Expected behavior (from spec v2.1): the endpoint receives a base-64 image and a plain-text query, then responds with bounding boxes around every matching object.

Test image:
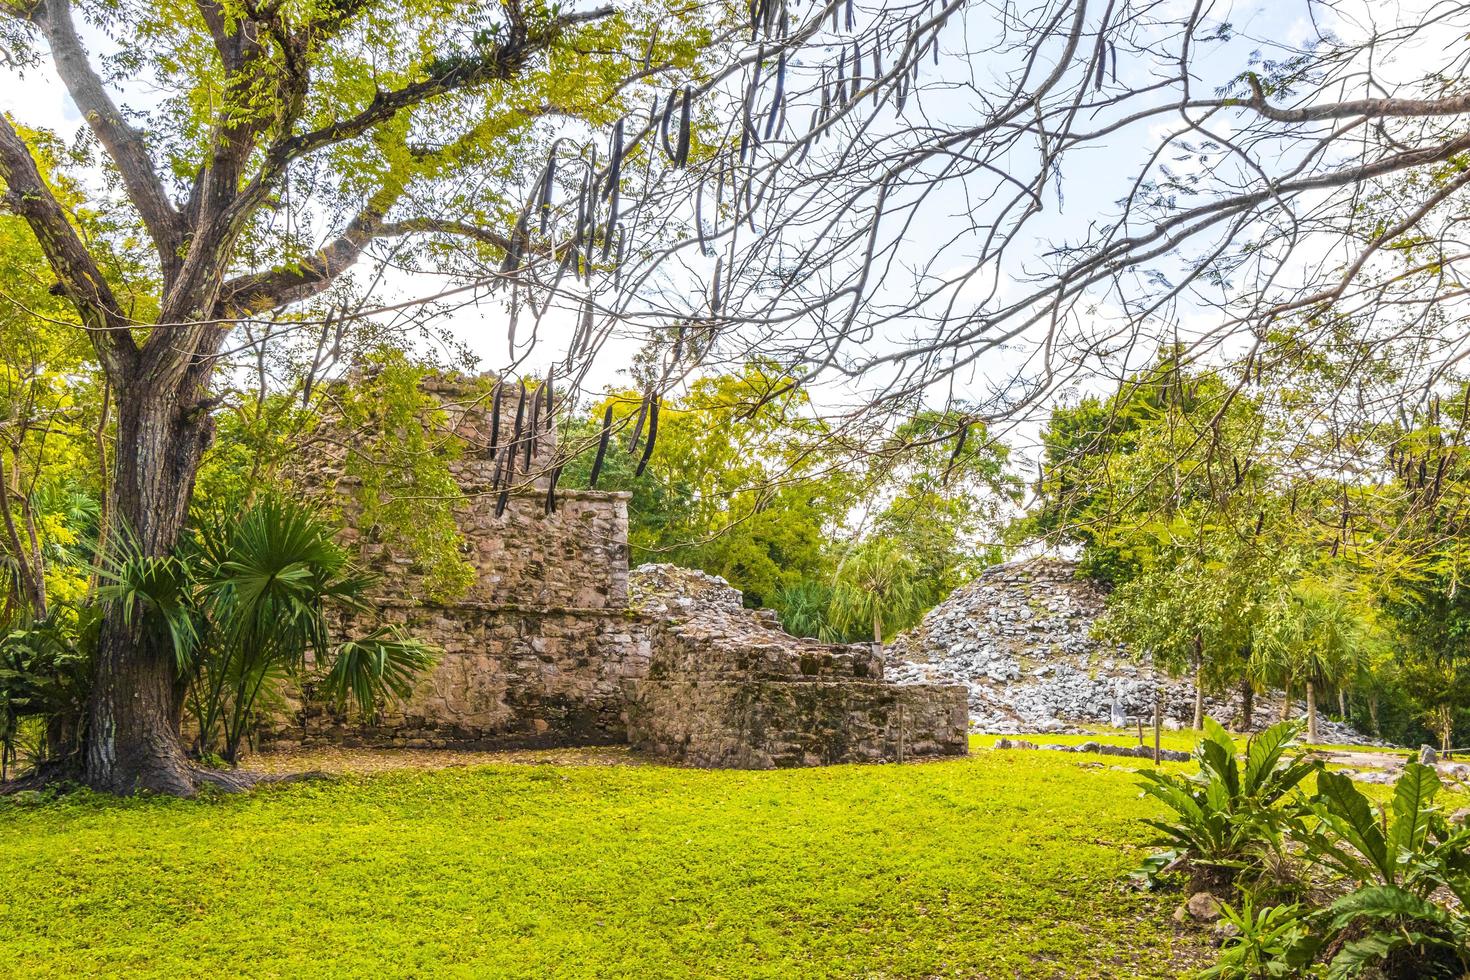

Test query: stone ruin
[264,373,968,767]
[887,557,1374,743]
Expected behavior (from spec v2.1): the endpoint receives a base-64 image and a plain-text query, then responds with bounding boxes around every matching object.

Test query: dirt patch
[241,744,646,777]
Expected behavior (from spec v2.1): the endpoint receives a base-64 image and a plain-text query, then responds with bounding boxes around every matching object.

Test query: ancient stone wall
[623,566,969,767]
[267,372,969,765]
[263,486,647,749]
[269,604,652,749]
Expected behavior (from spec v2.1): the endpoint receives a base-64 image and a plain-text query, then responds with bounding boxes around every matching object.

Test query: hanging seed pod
[635,397,661,477]
[589,404,614,488]
[764,52,786,139]
[501,211,527,274]
[851,40,861,101]
[1419,457,1428,487]
[538,147,558,235]
[845,0,853,30]
[674,86,692,167]
[943,422,969,485]
[506,290,519,358]
[525,385,540,472]
[1095,49,1106,90]
[542,365,555,437]
[575,294,595,357]
[1109,41,1118,82]
[1255,510,1265,536]
[660,88,679,160]
[613,225,625,289]
[1432,457,1447,500]
[488,381,503,460]
[627,392,650,453]
[711,255,723,314]
[507,381,527,481]
[1232,457,1241,486]
[495,486,511,519]
[545,464,562,515]
[695,178,709,255]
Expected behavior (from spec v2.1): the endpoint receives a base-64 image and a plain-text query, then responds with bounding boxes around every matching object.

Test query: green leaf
[1387,762,1441,860]
[1243,719,1305,797]
[1315,769,1392,882]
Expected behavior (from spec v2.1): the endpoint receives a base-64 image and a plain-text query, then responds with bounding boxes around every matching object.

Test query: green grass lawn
[0,750,1207,979]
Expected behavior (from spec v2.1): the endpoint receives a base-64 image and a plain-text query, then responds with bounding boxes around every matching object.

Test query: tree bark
[1368,691,1381,737]
[1239,677,1254,731]
[1306,681,1319,744]
[872,612,883,647]
[83,378,214,795]
[1279,681,1292,722]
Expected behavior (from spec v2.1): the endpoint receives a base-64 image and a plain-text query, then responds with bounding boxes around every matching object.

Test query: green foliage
[0,747,1211,977]
[98,496,435,764]
[829,536,926,644]
[1198,901,1321,979]
[1157,729,1470,979]
[0,616,90,778]
[1136,719,1315,884]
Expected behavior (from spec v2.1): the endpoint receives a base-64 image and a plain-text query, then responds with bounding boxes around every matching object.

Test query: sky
[0,0,1458,469]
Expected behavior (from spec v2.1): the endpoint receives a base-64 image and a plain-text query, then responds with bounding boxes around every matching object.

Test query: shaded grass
[0,751,1206,979]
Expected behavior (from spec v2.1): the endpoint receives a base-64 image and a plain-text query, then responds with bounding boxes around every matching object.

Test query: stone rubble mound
[887,558,1375,744]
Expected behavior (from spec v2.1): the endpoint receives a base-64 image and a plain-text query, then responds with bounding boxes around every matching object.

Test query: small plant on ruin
[99,496,436,764]
[1137,719,1316,892]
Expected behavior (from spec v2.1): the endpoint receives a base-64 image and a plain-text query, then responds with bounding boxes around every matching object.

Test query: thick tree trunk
[1337,687,1348,720]
[1239,677,1254,731]
[83,379,213,795]
[1279,681,1292,723]
[872,613,883,647]
[1306,681,1319,744]
[1368,692,1381,737]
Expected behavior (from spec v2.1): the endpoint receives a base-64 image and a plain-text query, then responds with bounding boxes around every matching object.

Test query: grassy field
[0,748,1208,979]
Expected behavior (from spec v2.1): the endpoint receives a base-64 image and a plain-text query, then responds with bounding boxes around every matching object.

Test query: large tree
[0,0,737,794]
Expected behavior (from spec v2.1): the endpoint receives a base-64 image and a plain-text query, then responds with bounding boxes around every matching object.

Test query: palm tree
[1257,576,1375,743]
[100,495,435,764]
[829,537,924,646]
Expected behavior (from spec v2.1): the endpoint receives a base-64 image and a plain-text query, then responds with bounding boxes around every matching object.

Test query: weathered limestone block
[264,606,655,749]
[623,564,969,768]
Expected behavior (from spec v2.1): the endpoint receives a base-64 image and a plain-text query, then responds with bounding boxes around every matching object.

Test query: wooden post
[1153,696,1163,766]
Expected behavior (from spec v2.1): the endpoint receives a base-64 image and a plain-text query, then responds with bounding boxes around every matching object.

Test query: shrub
[0,616,90,778]
[1137,718,1316,891]
[1160,727,1470,979]
[100,495,436,764]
